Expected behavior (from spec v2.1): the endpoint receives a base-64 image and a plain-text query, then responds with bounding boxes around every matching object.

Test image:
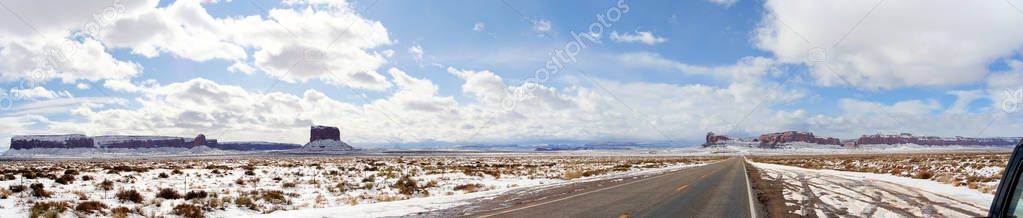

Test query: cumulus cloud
[0,0,150,84]
[610,31,667,45]
[98,0,246,62]
[756,0,1023,90]
[5,59,809,145]
[15,0,396,91]
[236,5,393,90]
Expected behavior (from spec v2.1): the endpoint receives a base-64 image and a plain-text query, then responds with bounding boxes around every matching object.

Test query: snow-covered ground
[751,161,993,217]
[0,156,718,218]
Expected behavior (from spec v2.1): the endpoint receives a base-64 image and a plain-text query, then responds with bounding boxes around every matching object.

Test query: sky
[1,0,1023,150]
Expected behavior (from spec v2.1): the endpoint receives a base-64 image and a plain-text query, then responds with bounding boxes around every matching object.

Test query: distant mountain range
[9,134,300,151]
[704,131,1021,148]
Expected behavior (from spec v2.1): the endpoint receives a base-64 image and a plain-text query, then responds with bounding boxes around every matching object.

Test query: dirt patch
[746,162,801,218]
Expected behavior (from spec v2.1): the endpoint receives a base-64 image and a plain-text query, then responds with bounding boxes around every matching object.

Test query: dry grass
[453,183,485,193]
[116,189,144,203]
[74,201,108,215]
[29,201,69,218]
[172,204,205,218]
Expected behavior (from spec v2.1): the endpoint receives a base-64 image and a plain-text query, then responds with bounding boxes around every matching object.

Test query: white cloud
[0,38,141,84]
[839,98,942,116]
[6,97,126,116]
[9,87,62,100]
[99,0,247,62]
[617,52,778,81]
[76,83,90,90]
[4,60,806,145]
[235,6,393,90]
[945,90,984,114]
[473,22,485,32]
[988,60,1023,113]
[103,80,144,93]
[94,0,393,90]
[408,45,424,60]
[533,19,552,33]
[707,0,738,7]
[0,0,151,84]
[755,0,1023,90]
[610,31,667,45]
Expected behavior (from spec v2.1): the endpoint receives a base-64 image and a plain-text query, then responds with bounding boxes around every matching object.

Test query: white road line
[742,156,758,218]
[480,161,722,217]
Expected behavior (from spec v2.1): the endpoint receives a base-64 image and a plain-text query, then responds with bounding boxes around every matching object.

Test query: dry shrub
[562,170,585,180]
[913,171,935,180]
[73,191,89,200]
[29,201,69,218]
[117,189,144,203]
[111,207,132,218]
[185,190,209,200]
[258,190,288,205]
[98,180,114,191]
[453,183,484,193]
[55,174,76,185]
[393,175,420,195]
[234,196,258,210]
[283,182,297,188]
[74,201,108,214]
[172,204,205,218]
[30,183,50,198]
[157,188,182,199]
[9,184,26,193]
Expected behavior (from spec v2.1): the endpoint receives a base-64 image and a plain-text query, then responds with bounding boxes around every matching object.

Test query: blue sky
[1,0,1022,149]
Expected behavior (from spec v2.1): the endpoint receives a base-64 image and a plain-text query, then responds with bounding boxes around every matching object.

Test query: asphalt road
[482,157,760,218]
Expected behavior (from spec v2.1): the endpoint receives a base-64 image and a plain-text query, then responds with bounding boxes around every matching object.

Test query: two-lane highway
[482,157,760,218]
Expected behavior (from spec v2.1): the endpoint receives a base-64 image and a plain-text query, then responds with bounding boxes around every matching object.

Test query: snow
[752,161,993,217]
[250,161,705,218]
[300,139,353,151]
[0,156,712,218]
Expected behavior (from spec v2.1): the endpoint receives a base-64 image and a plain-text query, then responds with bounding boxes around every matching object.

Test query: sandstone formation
[10,134,297,151]
[757,131,840,148]
[310,125,341,141]
[10,135,94,149]
[301,125,354,151]
[854,133,1020,146]
[702,132,731,147]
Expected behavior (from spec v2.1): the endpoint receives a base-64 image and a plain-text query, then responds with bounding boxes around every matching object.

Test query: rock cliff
[301,125,354,151]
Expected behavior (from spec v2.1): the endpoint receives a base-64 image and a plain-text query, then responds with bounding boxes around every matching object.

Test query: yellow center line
[618,213,629,218]
[675,184,689,192]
